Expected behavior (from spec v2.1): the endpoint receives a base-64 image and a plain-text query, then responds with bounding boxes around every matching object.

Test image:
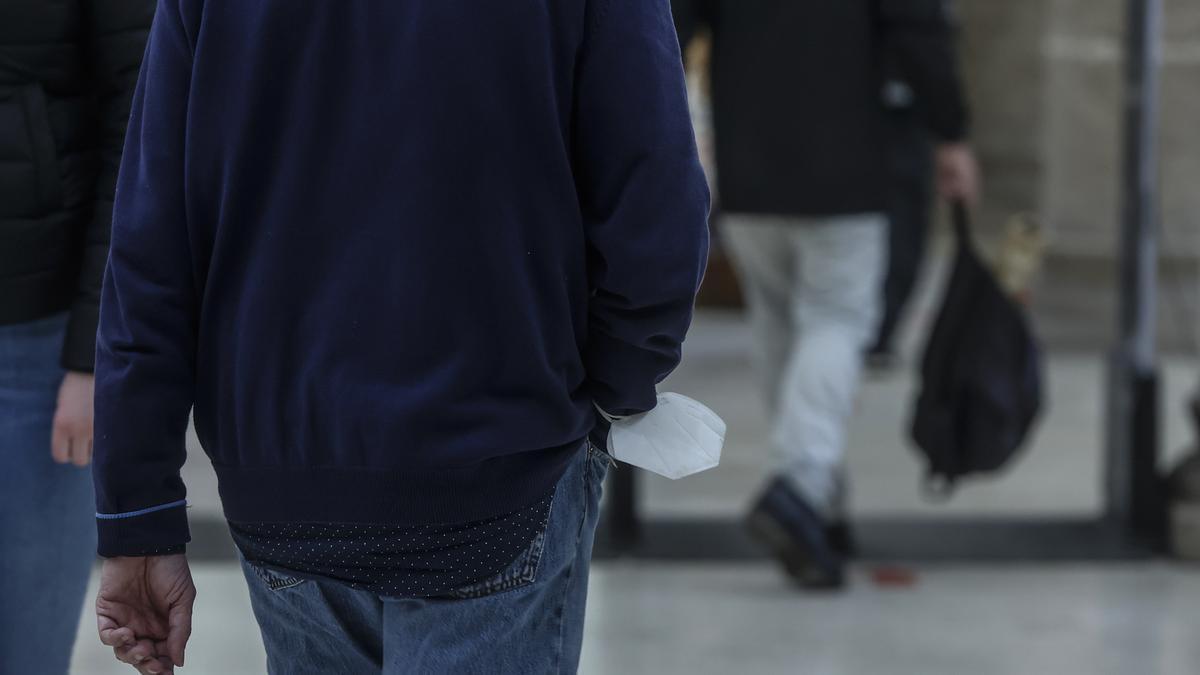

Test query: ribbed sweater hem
[213,438,584,526]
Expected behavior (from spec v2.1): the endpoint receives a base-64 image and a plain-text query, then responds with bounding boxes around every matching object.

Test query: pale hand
[52,371,94,466]
[934,142,982,208]
[96,555,196,675]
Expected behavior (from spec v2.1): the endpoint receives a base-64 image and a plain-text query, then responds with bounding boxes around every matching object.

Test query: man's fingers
[137,653,172,667]
[144,655,175,675]
[98,624,136,648]
[70,434,93,467]
[114,644,146,664]
[939,174,979,209]
[114,645,166,675]
[115,638,166,671]
[955,167,981,207]
[50,424,70,464]
[117,649,170,675]
[934,143,983,209]
[129,654,173,675]
[166,598,194,666]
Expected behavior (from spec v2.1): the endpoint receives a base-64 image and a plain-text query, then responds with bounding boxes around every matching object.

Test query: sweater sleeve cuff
[930,104,970,144]
[584,330,673,417]
[61,302,100,373]
[96,501,191,558]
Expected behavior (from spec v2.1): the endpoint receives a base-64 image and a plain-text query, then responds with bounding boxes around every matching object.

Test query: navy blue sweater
[93,0,709,557]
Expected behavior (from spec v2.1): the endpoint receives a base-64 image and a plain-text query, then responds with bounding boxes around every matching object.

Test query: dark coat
[0,0,154,370]
[672,0,969,217]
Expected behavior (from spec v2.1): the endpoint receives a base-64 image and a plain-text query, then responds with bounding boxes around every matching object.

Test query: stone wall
[958,0,1050,231]
[958,0,1200,350]
[1042,0,1200,258]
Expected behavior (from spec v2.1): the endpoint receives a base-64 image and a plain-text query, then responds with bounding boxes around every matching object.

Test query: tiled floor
[69,299,1200,674]
[583,562,1200,675]
[70,560,1200,675]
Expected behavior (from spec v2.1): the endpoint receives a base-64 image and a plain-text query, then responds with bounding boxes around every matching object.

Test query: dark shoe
[746,477,846,589]
[826,521,857,558]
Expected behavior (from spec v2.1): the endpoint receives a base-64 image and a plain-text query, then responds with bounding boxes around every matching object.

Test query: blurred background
[46,0,1200,673]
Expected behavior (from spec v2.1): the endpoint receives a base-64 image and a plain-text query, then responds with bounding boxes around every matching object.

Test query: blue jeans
[0,313,97,674]
[241,443,611,674]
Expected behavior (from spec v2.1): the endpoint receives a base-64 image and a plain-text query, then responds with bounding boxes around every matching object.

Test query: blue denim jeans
[241,442,611,674]
[0,313,97,674]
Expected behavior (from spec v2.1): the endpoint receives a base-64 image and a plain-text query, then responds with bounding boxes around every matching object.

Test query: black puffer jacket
[0,0,153,371]
[673,0,968,217]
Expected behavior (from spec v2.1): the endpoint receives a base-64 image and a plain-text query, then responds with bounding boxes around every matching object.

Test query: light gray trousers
[724,213,887,516]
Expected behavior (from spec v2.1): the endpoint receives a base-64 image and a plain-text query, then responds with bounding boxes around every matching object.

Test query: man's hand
[934,142,982,208]
[52,371,94,466]
[97,555,196,675]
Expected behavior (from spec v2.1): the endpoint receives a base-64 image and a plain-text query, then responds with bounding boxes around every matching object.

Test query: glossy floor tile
[70,560,1200,675]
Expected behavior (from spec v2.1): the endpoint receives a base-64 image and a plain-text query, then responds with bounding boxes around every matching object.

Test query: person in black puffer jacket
[0,2,153,673]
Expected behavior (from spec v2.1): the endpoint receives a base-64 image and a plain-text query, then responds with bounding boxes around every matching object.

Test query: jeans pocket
[586,438,615,479]
[445,442,596,600]
[445,522,551,600]
[245,560,308,592]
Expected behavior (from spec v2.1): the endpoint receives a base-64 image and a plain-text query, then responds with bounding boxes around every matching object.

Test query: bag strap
[951,200,972,244]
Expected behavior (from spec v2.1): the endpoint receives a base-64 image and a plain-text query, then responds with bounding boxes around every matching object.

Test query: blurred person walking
[90,1,709,673]
[0,2,153,672]
[674,0,979,588]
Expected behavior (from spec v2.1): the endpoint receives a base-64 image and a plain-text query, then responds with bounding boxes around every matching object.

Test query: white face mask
[601,393,725,480]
